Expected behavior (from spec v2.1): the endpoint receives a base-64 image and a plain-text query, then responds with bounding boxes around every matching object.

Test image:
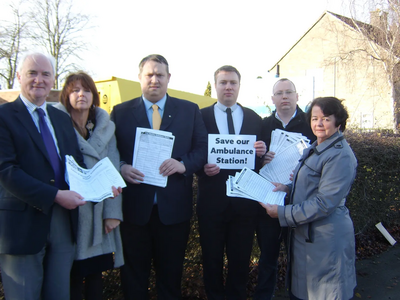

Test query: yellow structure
[95,76,216,114]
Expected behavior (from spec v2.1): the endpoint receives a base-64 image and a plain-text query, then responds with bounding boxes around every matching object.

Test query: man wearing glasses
[254,78,316,300]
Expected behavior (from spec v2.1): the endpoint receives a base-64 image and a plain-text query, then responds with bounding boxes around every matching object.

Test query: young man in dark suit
[254,78,316,300]
[197,65,266,299]
[111,54,208,299]
[0,52,86,299]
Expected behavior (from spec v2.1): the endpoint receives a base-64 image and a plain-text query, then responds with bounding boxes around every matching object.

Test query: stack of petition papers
[66,155,126,202]
[227,167,286,205]
[132,127,175,188]
[259,129,310,185]
[226,129,311,205]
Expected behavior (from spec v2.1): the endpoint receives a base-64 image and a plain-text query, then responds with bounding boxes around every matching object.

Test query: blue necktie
[36,108,64,188]
[226,107,235,134]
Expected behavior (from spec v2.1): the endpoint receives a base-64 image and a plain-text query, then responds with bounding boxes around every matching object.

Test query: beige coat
[55,103,124,268]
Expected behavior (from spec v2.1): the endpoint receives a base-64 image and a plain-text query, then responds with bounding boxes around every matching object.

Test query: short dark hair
[214,65,241,83]
[139,54,169,74]
[272,78,296,94]
[306,97,349,131]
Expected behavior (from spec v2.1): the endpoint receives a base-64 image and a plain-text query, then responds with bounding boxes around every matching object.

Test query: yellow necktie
[152,104,161,130]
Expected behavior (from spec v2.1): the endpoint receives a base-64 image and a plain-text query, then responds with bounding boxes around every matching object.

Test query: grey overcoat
[55,104,124,268]
[277,131,357,300]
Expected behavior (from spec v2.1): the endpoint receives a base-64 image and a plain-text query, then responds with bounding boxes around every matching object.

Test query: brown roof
[269,10,399,71]
[0,90,61,104]
[328,11,396,54]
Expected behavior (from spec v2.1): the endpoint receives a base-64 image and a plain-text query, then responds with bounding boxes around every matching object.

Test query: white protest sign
[208,134,256,169]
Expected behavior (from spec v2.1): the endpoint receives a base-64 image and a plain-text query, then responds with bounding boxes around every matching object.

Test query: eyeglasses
[273,90,296,97]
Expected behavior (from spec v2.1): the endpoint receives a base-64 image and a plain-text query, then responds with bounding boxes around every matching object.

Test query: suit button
[50,179,55,184]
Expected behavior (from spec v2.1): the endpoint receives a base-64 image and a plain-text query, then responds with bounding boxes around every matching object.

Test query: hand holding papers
[66,156,126,202]
[132,127,175,187]
[226,129,311,206]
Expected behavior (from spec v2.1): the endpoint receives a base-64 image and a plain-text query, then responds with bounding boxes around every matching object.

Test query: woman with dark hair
[261,97,357,300]
[55,71,124,299]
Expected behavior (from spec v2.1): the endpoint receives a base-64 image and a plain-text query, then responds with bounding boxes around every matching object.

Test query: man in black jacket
[197,65,266,299]
[254,78,316,300]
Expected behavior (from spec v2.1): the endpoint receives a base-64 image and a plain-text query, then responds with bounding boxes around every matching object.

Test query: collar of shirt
[20,94,49,115]
[20,94,50,130]
[215,101,238,113]
[214,101,243,134]
[142,94,167,127]
[275,109,297,128]
[19,94,60,155]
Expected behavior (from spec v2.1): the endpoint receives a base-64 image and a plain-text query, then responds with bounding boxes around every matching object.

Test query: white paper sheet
[260,130,310,184]
[66,155,126,202]
[226,175,258,200]
[208,134,256,169]
[132,127,175,187]
[232,168,286,205]
[260,139,308,184]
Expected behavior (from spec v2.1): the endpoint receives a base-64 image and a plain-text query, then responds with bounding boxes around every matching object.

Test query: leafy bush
[345,130,400,234]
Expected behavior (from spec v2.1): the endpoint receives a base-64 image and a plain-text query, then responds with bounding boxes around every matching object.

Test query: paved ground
[272,243,400,299]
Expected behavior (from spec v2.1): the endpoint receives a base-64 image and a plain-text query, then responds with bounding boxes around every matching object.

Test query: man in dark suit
[254,78,316,300]
[0,52,86,299]
[110,54,208,299]
[197,65,266,299]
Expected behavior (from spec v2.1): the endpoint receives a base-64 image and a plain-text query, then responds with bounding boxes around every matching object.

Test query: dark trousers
[198,206,256,300]
[253,212,282,300]
[70,272,103,300]
[289,291,303,300]
[0,204,75,300]
[120,205,190,300]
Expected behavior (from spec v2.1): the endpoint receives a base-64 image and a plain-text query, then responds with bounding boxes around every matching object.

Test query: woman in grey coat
[261,97,357,300]
[56,72,124,300]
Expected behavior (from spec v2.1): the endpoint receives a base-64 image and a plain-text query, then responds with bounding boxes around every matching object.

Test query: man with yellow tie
[110,54,208,299]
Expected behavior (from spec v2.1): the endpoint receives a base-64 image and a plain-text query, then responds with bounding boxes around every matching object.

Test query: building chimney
[370,9,388,30]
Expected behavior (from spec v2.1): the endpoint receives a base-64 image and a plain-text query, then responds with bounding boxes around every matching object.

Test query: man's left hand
[111,186,122,198]
[160,158,186,176]
[259,203,279,218]
[254,140,267,157]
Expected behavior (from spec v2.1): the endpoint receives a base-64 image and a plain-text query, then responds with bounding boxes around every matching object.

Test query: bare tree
[330,0,400,130]
[0,2,27,89]
[29,0,93,88]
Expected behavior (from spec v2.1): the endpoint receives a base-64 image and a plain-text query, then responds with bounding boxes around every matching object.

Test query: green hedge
[101,131,400,299]
[1,131,400,299]
[344,131,400,233]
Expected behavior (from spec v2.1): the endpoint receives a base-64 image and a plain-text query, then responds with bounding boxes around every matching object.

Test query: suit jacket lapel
[14,98,50,162]
[239,104,250,134]
[203,103,219,134]
[161,95,175,131]
[133,98,151,128]
[47,105,67,165]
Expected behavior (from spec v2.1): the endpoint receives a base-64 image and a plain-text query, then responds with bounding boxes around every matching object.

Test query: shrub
[1,131,399,299]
